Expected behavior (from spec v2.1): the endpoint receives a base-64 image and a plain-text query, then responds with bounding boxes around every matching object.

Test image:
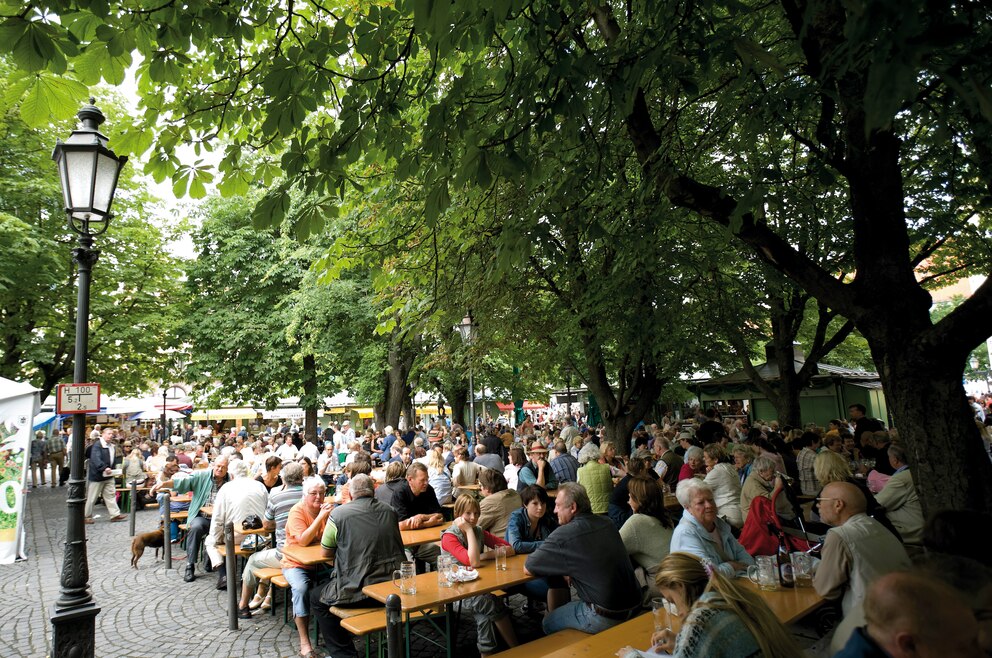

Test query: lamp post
[564,366,573,421]
[970,355,991,395]
[455,312,478,442]
[50,99,128,658]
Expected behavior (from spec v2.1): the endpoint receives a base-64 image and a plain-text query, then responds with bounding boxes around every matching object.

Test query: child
[440,495,519,657]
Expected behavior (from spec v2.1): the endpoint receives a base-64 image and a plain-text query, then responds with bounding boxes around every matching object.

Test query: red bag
[738,489,811,556]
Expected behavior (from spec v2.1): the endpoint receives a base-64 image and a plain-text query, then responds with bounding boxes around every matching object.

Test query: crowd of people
[32,399,992,658]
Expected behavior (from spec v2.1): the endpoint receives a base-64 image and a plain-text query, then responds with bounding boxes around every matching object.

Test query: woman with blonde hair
[811,449,898,537]
[647,552,800,657]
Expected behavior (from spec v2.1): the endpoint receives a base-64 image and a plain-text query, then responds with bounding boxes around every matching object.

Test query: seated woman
[441,495,519,657]
[620,476,674,599]
[451,445,481,498]
[505,485,568,611]
[503,444,526,490]
[678,446,706,482]
[427,447,453,505]
[576,443,613,514]
[608,456,655,529]
[670,479,753,577]
[337,456,373,504]
[641,552,801,657]
[732,445,754,486]
[600,440,627,478]
[739,455,794,524]
[701,444,743,528]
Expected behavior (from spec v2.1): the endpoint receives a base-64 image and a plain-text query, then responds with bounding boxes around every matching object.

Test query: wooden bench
[490,629,589,658]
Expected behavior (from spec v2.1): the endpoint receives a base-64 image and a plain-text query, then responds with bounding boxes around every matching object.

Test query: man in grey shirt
[524,482,641,635]
[473,444,505,473]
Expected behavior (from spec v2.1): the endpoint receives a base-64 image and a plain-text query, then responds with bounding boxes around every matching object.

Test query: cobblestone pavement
[1,486,544,658]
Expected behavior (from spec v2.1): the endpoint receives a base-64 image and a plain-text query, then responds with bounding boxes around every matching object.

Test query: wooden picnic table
[400,523,449,547]
[536,578,824,658]
[363,553,535,657]
[280,543,332,567]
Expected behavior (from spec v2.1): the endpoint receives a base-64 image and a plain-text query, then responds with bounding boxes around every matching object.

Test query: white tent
[0,376,40,564]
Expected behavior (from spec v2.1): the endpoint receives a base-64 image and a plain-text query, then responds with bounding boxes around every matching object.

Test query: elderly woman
[678,446,706,482]
[732,445,754,486]
[576,442,613,514]
[670,479,753,577]
[701,444,743,528]
[739,455,794,524]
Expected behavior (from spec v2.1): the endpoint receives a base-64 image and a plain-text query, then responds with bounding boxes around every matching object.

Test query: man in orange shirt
[282,477,332,658]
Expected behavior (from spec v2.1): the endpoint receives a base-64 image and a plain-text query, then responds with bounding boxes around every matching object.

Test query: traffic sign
[56,383,101,414]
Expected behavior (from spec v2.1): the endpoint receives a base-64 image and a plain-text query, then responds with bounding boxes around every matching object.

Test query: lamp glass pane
[64,150,96,211]
[92,151,121,214]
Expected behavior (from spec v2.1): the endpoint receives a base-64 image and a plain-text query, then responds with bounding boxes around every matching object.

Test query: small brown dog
[130,528,165,568]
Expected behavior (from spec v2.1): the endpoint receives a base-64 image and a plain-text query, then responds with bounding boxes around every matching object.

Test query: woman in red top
[440,495,519,657]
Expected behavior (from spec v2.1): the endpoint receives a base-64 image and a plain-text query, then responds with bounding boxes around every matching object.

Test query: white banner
[0,379,39,564]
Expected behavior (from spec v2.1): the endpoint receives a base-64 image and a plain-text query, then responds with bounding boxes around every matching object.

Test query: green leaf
[424,181,450,225]
[0,18,67,73]
[74,45,131,85]
[16,73,89,128]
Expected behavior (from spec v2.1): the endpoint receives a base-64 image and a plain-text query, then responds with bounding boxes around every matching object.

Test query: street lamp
[564,366,573,421]
[455,312,478,441]
[971,355,991,394]
[50,98,128,658]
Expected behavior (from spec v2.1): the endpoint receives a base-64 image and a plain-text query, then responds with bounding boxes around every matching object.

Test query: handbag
[242,514,263,530]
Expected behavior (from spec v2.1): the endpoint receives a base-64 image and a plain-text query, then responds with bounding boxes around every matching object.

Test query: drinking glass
[391,560,417,594]
[494,545,508,571]
[747,555,779,591]
[650,597,671,632]
[791,552,814,588]
[437,555,453,588]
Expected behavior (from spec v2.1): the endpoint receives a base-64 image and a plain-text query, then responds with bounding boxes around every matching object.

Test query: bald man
[835,571,980,657]
[814,482,911,618]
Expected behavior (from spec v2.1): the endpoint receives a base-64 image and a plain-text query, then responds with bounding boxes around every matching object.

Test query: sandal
[260,593,273,611]
[248,593,264,610]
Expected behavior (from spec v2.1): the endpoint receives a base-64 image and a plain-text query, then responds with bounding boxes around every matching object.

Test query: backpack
[739,489,812,556]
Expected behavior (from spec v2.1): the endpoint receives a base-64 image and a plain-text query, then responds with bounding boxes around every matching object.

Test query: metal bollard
[163,492,172,569]
[128,479,137,537]
[385,594,402,658]
[225,521,238,630]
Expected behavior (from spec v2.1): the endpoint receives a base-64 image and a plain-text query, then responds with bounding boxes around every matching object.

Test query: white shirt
[333,431,348,453]
[299,441,320,462]
[317,451,336,474]
[275,443,298,461]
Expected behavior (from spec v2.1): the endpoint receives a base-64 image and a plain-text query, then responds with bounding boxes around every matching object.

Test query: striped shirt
[265,484,303,548]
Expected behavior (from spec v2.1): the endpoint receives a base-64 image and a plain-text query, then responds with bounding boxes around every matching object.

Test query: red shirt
[440,527,509,566]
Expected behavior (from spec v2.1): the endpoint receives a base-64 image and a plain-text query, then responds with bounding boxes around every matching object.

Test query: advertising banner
[0,377,40,564]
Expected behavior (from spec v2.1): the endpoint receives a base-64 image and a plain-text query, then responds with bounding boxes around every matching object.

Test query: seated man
[154,455,230,583]
[815,481,911,649]
[549,441,580,484]
[311,474,407,658]
[237,461,304,616]
[205,459,268,590]
[517,441,558,492]
[477,469,521,539]
[390,462,445,565]
[524,483,641,634]
[473,444,505,473]
[835,571,980,658]
[873,444,924,545]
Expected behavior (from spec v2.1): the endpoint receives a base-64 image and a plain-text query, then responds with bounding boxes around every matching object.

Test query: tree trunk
[584,355,664,457]
[375,338,416,431]
[864,326,992,515]
[301,353,319,443]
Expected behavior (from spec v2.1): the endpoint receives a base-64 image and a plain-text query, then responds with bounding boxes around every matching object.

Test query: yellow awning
[415,405,449,415]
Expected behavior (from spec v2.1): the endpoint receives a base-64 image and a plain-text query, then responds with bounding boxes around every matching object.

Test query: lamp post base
[51,602,100,658]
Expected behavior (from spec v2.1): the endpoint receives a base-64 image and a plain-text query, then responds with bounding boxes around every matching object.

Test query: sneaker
[248,594,264,610]
[237,606,253,620]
